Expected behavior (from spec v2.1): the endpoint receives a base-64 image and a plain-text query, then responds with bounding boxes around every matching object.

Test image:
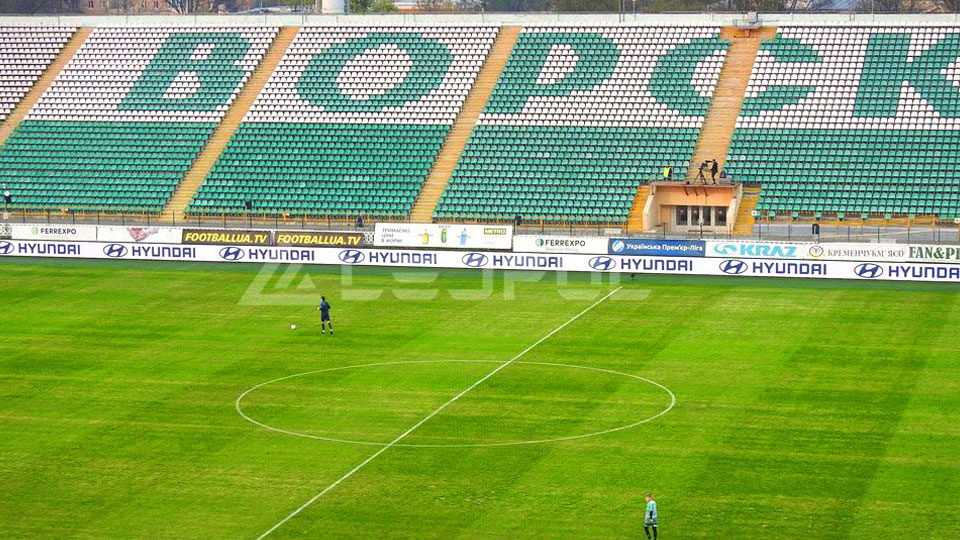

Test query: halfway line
[252,286,622,540]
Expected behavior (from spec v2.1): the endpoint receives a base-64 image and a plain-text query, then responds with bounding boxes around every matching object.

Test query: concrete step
[162,27,300,219]
[684,28,775,182]
[0,28,92,147]
[624,185,652,233]
[408,26,522,223]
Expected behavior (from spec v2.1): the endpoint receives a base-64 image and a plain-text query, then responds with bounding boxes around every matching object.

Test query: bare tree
[414,0,448,10]
[853,0,928,11]
[725,0,788,11]
[549,0,617,11]
[369,0,398,10]
[163,0,214,12]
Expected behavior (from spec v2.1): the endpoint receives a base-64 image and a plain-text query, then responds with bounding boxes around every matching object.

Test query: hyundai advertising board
[2,239,960,282]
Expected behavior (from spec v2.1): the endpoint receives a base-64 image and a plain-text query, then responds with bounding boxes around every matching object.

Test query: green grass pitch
[0,258,958,540]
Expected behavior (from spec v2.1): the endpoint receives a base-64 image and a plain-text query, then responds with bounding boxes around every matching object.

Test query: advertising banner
[182,229,271,246]
[274,230,365,247]
[706,240,808,260]
[906,244,960,264]
[513,235,607,255]
[707,240,941,264]
[7,224,370,247]
[608,238,705,257]
[11,224,98,242]
[98,226,183,244]
[707,257,960,282]
[12,222,959,268]
[2,239,960,283]
[374,223,512,250]
[805,242,907,262]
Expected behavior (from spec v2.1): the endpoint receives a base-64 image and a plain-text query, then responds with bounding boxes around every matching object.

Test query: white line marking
[236,360,675,448]
[252,286,622,540]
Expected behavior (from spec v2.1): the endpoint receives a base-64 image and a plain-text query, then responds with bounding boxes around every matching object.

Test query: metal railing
[0,209,405,231]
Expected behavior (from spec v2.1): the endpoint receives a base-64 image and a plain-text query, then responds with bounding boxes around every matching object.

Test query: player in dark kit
[317,296,332,335]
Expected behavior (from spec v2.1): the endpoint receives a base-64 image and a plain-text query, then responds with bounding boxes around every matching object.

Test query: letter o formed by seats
[299,32,453,113]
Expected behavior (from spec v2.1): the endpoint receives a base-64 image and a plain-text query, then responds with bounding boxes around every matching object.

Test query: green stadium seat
[725,27,960,218]
[435,27,727,223]
[188,27,498,218]
[0,27,277,213]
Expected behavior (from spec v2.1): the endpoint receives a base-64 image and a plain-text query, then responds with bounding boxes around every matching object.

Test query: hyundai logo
[713,244,738,256]
[103,244,128,258]
[719,259,748,275]
[338,250,365,264]
[589,256,616,271]
[219,246,244,261]
[462,253,488,268]
[610,240,625,253]
[854,263,883,279]
[0,241,12,255]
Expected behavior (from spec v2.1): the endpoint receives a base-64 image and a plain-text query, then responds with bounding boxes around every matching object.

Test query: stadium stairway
[0,27,90,147]
[408,26,522,223]
[625,185,650,233]
[161,26,299,221]
[734,185,761,235]
[685,26,776,182]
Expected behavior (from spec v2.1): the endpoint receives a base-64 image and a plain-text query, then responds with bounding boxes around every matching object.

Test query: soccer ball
[290,324,296,330]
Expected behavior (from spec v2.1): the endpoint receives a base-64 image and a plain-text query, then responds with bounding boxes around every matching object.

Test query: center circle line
[235,360,676,449]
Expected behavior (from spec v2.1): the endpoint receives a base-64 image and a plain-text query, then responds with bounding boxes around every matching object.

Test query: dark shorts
[320,313,330,322]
